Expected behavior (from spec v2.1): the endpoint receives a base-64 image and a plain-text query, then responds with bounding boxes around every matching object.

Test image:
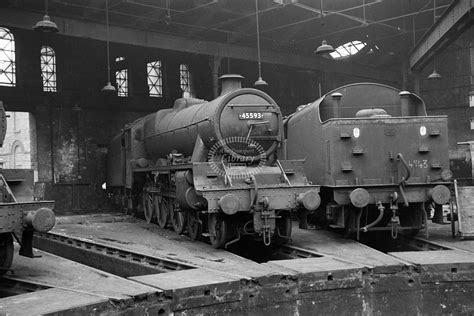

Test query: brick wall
[418,28,474,184]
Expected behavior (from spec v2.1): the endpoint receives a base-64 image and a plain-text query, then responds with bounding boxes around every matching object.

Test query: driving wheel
[187,211,202,240]
[170,199,186,234]
[156,195,169,228]
[208,214,228,249]
[142,187,154,223]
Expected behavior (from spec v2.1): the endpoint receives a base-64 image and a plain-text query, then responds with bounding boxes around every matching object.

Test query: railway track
[0,277,49,297]
[275,244,322,259]
[33,232,196,277]
[31,226,454,281]
[398,236,453,252]
[274,234,453,266]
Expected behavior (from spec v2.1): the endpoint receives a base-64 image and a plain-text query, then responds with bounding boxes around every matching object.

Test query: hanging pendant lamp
[102,0,116,92]
[33,0,59,33]
[254,0,267,87]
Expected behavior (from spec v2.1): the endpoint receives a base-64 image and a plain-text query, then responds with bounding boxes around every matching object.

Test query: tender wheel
[142,187,154,223]
[155,196,169,228]
[187,211,202,241]
[208,214,228,249]
[0,233,14,276]
[273,211,292,246]
[170,199,186,234]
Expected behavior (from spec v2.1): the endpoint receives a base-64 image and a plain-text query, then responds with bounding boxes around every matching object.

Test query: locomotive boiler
[284,83,452,239]
[0,101,56,275]
[107,74,320,248]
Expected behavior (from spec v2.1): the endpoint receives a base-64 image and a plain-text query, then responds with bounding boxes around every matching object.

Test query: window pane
[115,69,128,97]
[147,60,163,97]
[0,27,16,87]
[179,63,192,93]
[330,41,367,60]
[41,46,57,92]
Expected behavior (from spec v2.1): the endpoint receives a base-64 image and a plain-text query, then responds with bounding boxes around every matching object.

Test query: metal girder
[409,0,474,72]
[0,8,397,82]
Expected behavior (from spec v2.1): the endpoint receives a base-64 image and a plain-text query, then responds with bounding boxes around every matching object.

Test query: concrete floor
[1,213,474,315]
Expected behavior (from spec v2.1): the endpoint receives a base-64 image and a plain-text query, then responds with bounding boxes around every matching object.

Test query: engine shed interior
[0,0,474,314]
[0,0,471,212]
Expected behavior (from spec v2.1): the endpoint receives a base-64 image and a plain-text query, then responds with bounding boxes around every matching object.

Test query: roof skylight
[329,41,367,59]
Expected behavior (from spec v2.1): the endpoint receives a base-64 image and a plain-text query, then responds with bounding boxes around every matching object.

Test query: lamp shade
[33,15,59,33]
[427,69,442,79]
[102,82,116,92]
[315,40,335,54]
[254,77,268,86]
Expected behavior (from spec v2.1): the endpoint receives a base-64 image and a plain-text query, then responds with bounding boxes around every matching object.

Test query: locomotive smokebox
[219,74,244,95]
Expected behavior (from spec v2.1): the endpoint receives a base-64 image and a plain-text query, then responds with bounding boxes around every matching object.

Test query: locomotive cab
[285,83,452,239]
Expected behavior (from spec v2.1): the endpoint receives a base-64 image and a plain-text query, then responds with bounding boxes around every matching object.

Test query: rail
[34,232,197,274]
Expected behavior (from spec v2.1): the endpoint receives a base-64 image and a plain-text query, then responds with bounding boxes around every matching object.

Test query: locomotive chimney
[219,74,244,96]
[331,92,342,118]
[399,91,411,116]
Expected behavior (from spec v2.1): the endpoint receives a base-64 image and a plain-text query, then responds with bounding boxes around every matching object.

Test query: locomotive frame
[107,75,320,248]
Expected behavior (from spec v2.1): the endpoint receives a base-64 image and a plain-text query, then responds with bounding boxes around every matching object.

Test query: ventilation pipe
[400,91,411,116]
[331,92,342,118]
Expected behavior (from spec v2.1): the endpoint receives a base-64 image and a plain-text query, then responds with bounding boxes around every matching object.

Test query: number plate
[408,160,429,169]
[239,112,264,120]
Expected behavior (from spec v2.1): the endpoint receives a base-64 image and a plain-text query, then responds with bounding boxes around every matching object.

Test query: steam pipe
[360,201,385,232]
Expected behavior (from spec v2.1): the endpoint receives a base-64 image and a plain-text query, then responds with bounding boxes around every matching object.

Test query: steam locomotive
[284,83,452,239]
[106,75,320,248]
[0,101,56,276]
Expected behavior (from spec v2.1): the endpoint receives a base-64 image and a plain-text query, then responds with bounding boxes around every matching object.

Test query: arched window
[330,41,367,60]
[41,46,57,92]
[179,64,193,94]
[13,143,22,168]
[115,69,128,97]
[147,60,163,97]
[0,27,16,87]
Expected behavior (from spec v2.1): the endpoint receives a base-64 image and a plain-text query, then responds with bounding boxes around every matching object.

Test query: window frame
[115,68,128,97]
[329,41,367,60]
[0,27,16,87]
[147,60,163,98]
[40,45,57,92]
[179,63,192,94]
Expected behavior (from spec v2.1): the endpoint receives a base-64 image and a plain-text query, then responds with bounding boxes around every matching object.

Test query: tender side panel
[324,117,449,188]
